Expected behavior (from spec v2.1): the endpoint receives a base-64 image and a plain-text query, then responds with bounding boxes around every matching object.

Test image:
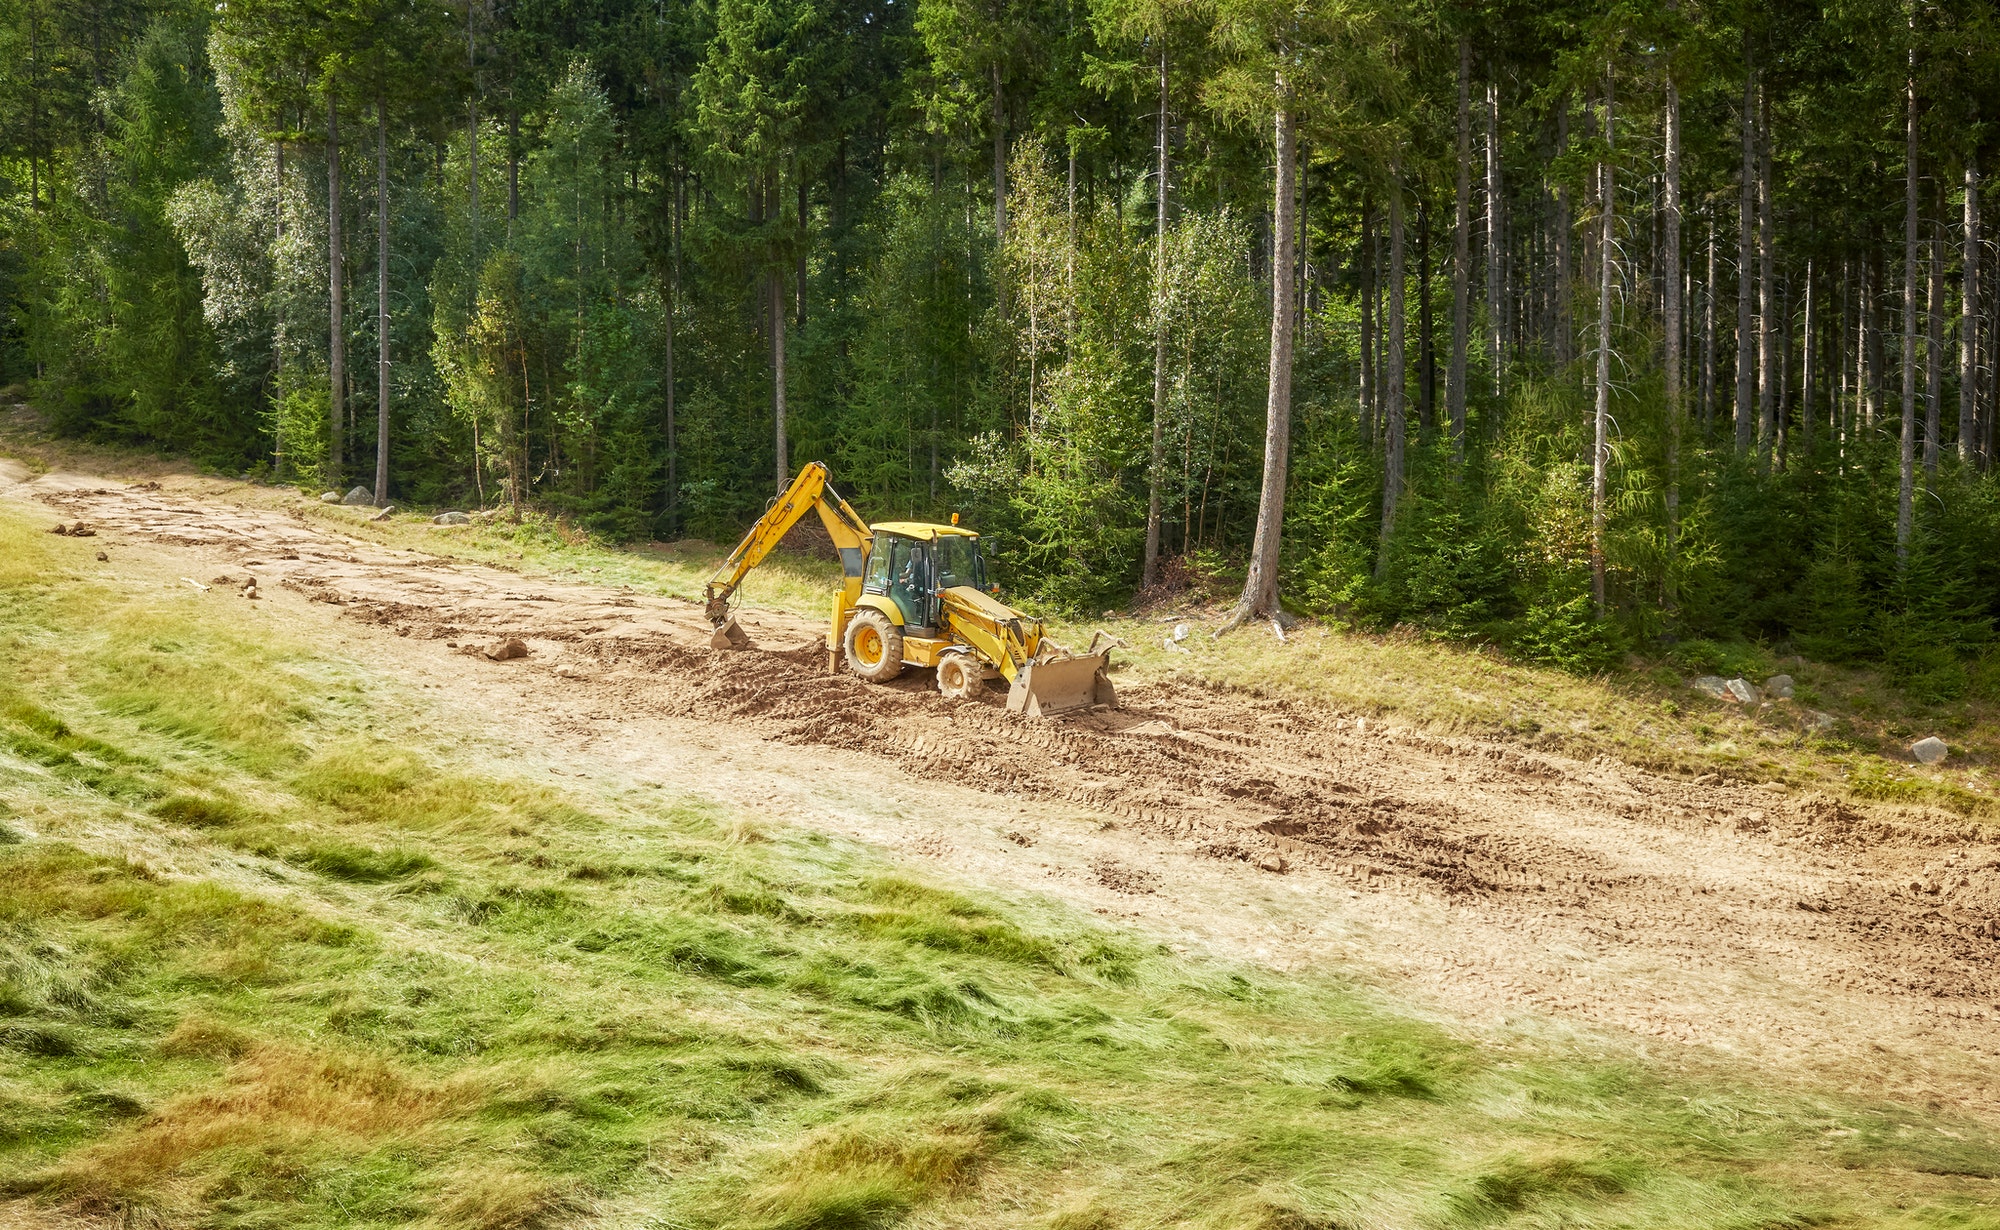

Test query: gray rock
[1763,674,1795,700]
[1725,677,1759,704]
[1807,710,1836,732]
[432,510,471,525]
[1692,676,1732,700]
[320,491,342,503]
[1911,736,1949,765]
[371,506,396,521]
[341,486,373,505]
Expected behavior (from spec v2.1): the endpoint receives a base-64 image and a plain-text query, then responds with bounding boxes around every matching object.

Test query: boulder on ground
[485,637,529,661]
[1806,710,1835,733]
[341,486,373,505]
[320,491,342,503]
[371,506,396,521]
[432,510,471,525]
[1764,674,1795,700]
[1692,676,1732,700]
[1724,677,1759,704]
[1912,736,1949,765]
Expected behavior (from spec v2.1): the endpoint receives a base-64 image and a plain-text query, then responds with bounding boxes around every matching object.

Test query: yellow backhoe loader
[703,462,1116,716]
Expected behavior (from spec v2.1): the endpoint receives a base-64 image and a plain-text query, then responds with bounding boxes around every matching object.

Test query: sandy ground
[8,463,2000,1121]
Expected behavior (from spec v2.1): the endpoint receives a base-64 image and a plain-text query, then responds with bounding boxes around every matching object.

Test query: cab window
[863,537,894,593]
[935,535,984,590]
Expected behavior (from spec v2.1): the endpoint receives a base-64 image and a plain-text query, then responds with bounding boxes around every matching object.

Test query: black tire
[843,608,905,681]
[936,653,982,699]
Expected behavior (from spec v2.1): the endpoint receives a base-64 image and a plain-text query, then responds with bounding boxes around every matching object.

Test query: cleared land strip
[10,467,2000,1117]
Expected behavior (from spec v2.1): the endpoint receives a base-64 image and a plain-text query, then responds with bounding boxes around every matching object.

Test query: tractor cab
[860,522,986,635]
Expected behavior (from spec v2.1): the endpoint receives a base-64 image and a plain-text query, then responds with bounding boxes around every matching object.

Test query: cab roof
[869,521,977,538]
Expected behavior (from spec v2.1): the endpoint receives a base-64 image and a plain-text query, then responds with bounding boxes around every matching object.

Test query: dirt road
[9,466,2000,1118]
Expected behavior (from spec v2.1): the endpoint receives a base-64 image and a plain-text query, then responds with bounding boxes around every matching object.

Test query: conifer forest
[4,0,1999,684]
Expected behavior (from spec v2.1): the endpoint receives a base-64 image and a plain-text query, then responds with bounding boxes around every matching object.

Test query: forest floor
[4,428,2000,1227]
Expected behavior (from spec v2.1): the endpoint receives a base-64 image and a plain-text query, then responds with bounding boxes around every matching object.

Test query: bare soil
[10,467,2000,1119]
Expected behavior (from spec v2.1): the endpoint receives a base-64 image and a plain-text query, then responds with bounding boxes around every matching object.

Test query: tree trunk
[1801,258,1816,453]
[774,265,788,492]
[1359,201,1375,447]
[1556,96,1573,368]
[1380,162,1407,558]
[327,94,345,486]
[375,99,392,507]
[1417,200,1434,433]
[1224,99,1296,631]
[991,64,1007,247]
[1485,73,1502,396]
[1144,47,1170,589]
[1448,37,1471,458]
[1962,157,1981,466]
[665,168,679,531]
[1926,212,1943,474]
[1592,77,1613,617]
[1735,48,1755,454]
[1756,83,1775,461]
[1897,44,1917,565]
[1663,78,1682,606]
[507,110,519,236]
[1702,217,1716,431]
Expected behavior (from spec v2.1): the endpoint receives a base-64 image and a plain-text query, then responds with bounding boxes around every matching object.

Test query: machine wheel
[936,652,983,700]
[843,608,905,681]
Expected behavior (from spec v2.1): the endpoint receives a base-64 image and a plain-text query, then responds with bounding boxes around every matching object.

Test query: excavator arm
[704,462,872,625]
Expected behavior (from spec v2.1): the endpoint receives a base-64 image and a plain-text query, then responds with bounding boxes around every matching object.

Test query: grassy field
[5,464,2000,1225]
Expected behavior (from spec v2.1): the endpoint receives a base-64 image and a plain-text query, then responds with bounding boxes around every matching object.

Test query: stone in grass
[1911,736,1949,765]
[1692,676,1732,700]
[320,491,342,503]
[371,506,396,521]
[1725,677,1760,704]
[341,486,373,505]
[1763,674,1795,700]
[485,637,530,661]
[432,510,471,525]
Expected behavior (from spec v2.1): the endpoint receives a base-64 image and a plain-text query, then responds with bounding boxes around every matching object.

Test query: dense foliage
[2,0,1998,682]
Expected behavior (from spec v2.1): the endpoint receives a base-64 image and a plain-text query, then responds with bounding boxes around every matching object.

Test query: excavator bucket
[1006,652,1116,717]
[710,615,751,651]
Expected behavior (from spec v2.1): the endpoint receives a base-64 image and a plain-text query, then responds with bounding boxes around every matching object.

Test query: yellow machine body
[705,463,1114,714]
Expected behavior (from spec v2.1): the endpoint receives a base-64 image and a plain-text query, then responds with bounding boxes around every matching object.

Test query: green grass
[4,484,2000,1228]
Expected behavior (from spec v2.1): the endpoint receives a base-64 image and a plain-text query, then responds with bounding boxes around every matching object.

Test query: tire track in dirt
[15,474,2000,1104]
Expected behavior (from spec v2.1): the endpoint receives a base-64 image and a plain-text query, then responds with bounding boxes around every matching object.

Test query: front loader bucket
[1006,652,1116,717]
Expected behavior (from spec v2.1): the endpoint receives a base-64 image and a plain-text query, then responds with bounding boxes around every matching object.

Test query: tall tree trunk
[1225,99,1296,631]
[327,94,345,486]
[1663,78,1682,607]
[1926,212,1943,474]
[667,168,683,530]
[1555,96,1573,368]
[375,99,392,507]
[506,110,519,237]
[1485,72,1502,396]
[1380,162,1407,558]
[774,266,788,492]
[1702,217,1716,431]
[1449,37,1471,458]
[1801,258,1816,453]
[1962,157,1981,466]
[1359,201,1375,447]
[1756,84,1775,461]
[1735,47,1755,453]
[1897,44,1917,565]
[1417,201,1434,432]
[991,65,1007,246]
[1592,76,1614,617]
[1144,47,1170,589]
